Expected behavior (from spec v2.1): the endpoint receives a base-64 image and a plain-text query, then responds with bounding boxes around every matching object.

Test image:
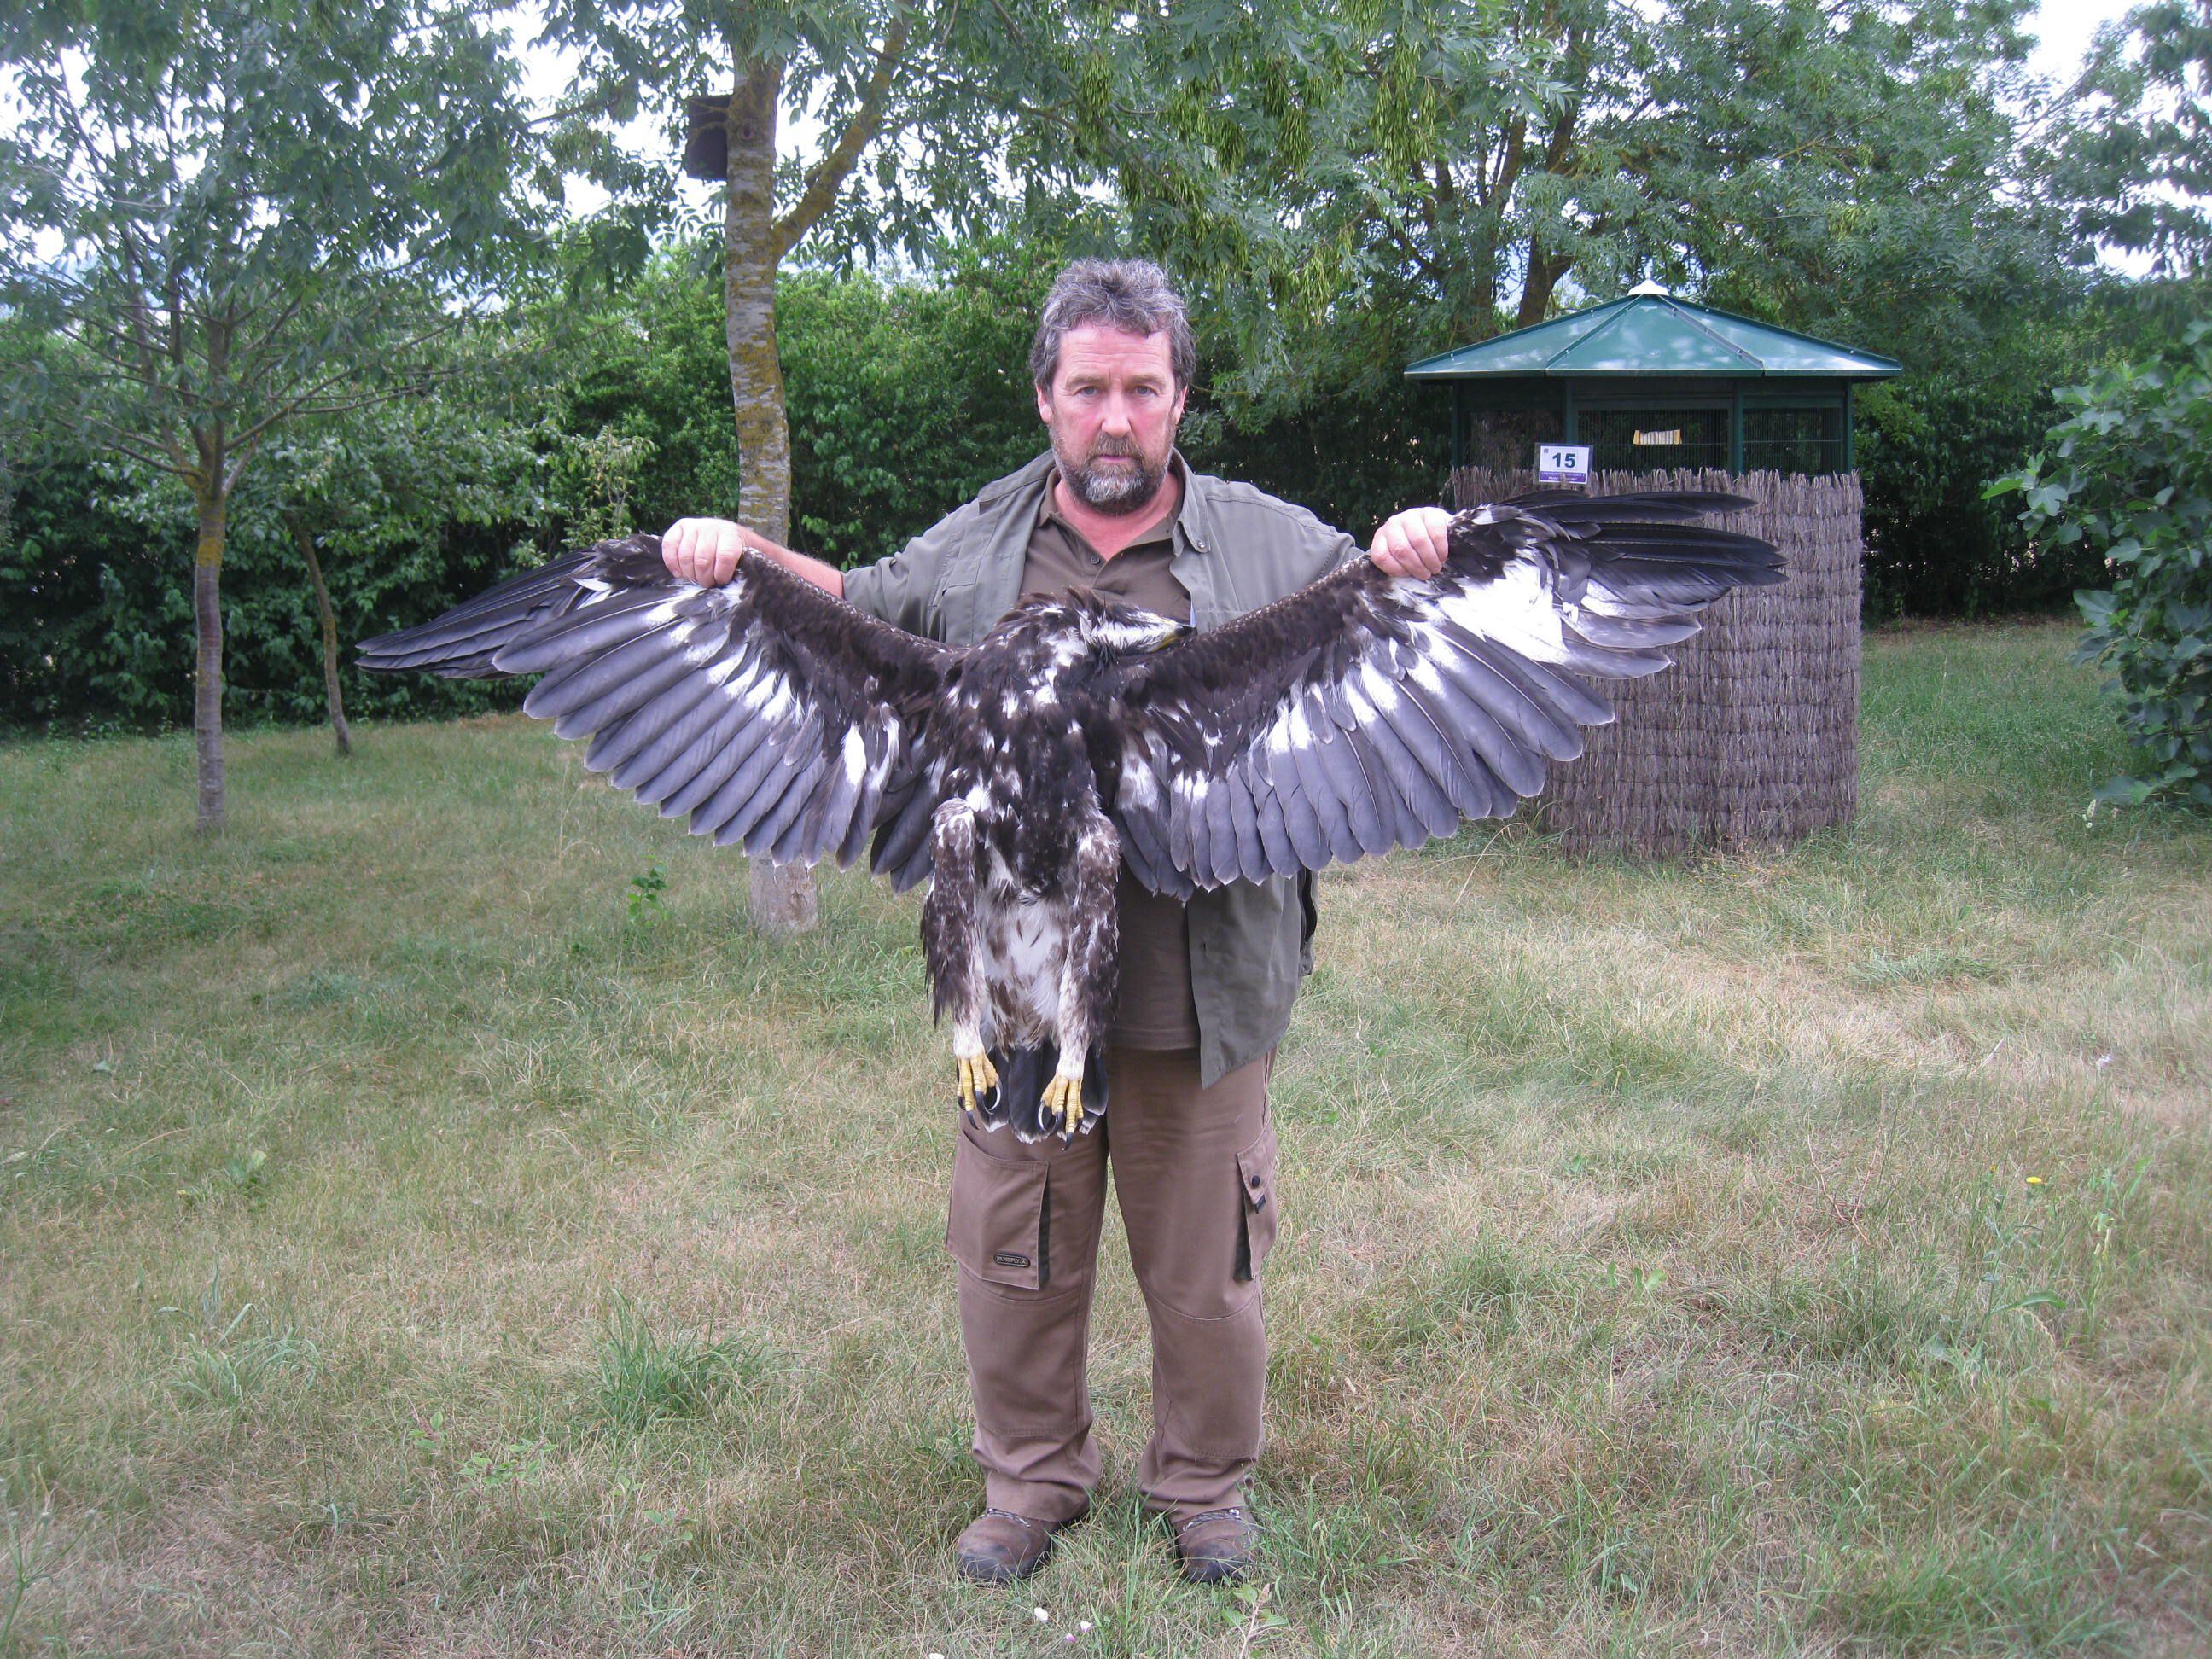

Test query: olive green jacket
[844,450,1361,1087]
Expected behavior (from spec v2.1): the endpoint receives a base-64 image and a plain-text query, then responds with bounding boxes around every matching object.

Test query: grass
[0,619,2207,1656]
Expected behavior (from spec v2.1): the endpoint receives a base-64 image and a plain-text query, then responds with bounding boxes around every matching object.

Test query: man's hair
[1029,258,1196,392]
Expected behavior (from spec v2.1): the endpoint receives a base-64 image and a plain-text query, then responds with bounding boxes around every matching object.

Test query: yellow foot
[1040,1072,1085,1138]
[956,1051,999,1121]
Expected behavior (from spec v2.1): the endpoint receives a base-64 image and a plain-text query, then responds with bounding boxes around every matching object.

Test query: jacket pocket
[924,577,974,642]
[947,1128,1049,1291]
[1233,1120,1280,1283]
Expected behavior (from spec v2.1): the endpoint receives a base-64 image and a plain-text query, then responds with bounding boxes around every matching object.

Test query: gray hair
[1029,258,1197,391]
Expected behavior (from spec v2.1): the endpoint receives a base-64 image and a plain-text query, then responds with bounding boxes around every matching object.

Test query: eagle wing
[1102,491,1784,895]
[358,534,959,886]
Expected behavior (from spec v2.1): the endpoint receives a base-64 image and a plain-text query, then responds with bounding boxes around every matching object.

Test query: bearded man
[661,259,1451,1585]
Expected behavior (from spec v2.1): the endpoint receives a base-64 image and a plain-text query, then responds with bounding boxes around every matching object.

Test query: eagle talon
[1041,1073,1084,1139]
[956,1051,998,1121]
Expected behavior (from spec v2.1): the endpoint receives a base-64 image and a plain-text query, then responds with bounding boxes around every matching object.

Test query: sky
[2023,0,2143,84]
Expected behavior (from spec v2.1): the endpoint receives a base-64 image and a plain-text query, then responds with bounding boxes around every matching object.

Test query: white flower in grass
[1033,1605,1051,1622]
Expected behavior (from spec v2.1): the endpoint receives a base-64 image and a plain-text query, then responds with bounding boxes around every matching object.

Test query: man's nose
[1101,393,1134,434]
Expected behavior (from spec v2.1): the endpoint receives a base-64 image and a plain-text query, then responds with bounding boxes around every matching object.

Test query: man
[663,259,1450,1585]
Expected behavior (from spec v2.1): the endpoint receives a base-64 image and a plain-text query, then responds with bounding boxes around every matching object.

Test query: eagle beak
[1150,623,1191,651]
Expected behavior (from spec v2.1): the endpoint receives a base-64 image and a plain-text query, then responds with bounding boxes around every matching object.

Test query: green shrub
[1991,319,2212,807]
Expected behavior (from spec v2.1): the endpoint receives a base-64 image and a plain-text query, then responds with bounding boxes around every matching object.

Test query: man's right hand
[662,517,748,587]
[661,515,847,602]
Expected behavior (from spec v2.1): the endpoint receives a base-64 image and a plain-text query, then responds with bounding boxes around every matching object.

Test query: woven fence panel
[1450,467,1862,856]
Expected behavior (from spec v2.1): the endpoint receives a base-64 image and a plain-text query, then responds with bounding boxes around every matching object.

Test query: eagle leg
[923,800,998,1123]
[1043,813,1121,1140]
[957,1051,999,1122]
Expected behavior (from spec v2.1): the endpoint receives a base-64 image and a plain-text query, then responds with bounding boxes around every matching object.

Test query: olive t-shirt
[1021,476,1200,1050]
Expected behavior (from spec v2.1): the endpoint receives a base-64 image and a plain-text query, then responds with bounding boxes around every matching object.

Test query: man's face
[1035,322,1189,515]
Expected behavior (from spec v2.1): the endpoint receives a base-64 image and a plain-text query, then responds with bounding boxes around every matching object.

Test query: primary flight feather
[359,490,1782,1140]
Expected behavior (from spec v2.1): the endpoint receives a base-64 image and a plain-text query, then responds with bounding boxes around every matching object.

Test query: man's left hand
[1368,506,1453,579]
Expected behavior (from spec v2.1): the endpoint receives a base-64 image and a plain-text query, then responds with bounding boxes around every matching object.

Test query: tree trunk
[1514,94,1584,329]
[193,486,228,831]
[288,513,352,755]
[725,51,818,935]
[1516,245,1569,329]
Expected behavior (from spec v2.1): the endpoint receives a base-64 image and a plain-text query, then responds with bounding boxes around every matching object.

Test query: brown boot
[955,1507,1076,1584]
[1170,1506,1259,1585]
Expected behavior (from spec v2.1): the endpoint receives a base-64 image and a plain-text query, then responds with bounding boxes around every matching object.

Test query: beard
[1053,432,1171,515]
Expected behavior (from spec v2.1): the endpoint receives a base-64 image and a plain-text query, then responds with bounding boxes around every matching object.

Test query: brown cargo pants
[944,1046,1280,1523]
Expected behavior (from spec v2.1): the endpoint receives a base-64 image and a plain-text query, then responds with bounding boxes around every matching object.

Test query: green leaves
[1993,318,2212,807]
[537,0,1105,268]
[2040,1,2212,280]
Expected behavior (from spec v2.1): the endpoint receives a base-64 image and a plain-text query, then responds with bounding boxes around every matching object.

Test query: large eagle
[359,490,1780,1141]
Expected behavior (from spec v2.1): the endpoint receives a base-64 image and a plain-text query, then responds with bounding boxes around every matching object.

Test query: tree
[550,242,1052,566]
[1097,0,2061,422]
[0,0,550,827]
[267,387,569,754]
[538,0,1098,932]
[2046,0,2212,282]
[1076,0,2114,618]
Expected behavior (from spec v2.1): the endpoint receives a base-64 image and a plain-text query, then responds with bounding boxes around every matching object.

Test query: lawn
[2,620,2207,1656]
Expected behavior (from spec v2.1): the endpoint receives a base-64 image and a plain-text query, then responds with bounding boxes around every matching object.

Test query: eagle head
[1071,594,1188,657]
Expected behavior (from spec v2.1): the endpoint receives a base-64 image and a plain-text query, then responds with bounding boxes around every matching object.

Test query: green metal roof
[1405,290,1901,381]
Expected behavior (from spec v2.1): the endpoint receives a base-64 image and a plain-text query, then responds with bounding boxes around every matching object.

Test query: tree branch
[220,377,457,496]
[55,305,160,372]
[1382,210,1446,283]
[86,416,196,480]
[771,13,913,259]
[221,315,463,467]
[1484,115,1525,209]
[230,285,326,382]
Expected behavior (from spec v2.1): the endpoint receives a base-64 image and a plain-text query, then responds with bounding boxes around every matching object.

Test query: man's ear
[1035,382,1053,425]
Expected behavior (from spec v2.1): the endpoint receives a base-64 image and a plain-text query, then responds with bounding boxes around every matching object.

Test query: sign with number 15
[1536,444,1592,484]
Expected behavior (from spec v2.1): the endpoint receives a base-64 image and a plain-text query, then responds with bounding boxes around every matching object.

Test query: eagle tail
[988,1045,1109,1143]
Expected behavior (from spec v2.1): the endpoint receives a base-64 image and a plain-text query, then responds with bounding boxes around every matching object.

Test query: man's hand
[662,516,847,601]
[1368,506,1453,579]
[662,516,749,587]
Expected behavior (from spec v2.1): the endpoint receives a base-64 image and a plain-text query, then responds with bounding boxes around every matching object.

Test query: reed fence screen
[1450,467,1863,856]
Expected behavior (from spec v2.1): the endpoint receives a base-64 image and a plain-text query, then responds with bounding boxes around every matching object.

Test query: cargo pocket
[1232,1120,1280,1284]
[946,1128,1049,1291]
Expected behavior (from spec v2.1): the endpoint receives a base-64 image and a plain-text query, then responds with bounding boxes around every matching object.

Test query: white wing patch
[1108,492,1781,896]
[1430,556,1570,666]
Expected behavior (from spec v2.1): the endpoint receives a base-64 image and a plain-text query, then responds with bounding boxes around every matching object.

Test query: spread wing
[1101,491,1784,895]
[358,534,959,884]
